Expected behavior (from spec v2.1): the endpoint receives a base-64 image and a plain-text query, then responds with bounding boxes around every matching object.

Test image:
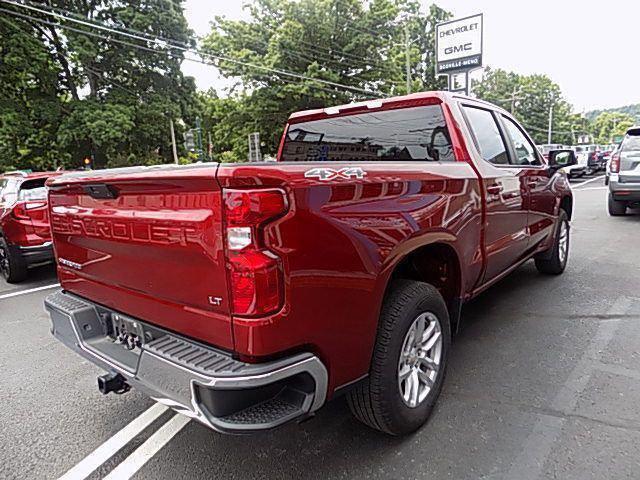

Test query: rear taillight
[223,189,288,316]
[11,201,46,220]
[610,153,621,173]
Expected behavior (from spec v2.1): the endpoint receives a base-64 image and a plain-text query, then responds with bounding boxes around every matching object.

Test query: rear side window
[0,178,18,206]
[280,105,455,162]
[18,178,48,201]
[463,107,509,165]
[621,132,640,152]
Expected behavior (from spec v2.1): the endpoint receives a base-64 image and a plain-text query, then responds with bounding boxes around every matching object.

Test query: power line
[260,15,395,68]
[0,0,382,97]
[1,7,368,103]
[20,0,396,82]
[24,0,392,69]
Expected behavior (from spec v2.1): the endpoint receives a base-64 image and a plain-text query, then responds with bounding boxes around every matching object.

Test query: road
[2,176,639,480]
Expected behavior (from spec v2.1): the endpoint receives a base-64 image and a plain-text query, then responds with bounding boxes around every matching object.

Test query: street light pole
[405,23,411,94]
[547,104,553,144]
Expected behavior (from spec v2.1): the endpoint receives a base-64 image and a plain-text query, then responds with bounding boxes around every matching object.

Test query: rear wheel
[0,237,27,283]
[347,280,450,435]
[535,210,570,275]
[608,193,627,216]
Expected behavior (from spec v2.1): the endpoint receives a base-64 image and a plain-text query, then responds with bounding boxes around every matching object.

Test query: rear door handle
[527,180,538,188]
[486,184,503,194]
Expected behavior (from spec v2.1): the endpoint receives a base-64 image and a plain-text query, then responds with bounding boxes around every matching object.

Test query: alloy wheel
[0,243,9,279]
[397,312,443,408]
[558,220,569,266]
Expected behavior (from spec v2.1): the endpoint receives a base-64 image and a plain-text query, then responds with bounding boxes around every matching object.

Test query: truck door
[498,114,557,250]
[461,105,530,283]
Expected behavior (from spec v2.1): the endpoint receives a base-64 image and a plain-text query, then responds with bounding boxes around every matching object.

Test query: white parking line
[0,283,60,300]
[574,186,607,192]
[57,403,168,480]
[572,175,605,188]
[102,413,191,480]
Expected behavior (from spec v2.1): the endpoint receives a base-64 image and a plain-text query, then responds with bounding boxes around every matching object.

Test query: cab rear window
[281,105,454,162]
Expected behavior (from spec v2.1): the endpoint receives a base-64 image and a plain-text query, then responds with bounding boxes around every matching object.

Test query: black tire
[608,193,627,216]
[0,237,28,283]
[535,210,570,275]
[347,280,451,435]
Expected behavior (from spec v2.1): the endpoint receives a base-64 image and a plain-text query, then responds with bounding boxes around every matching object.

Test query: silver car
[608,127,640,215]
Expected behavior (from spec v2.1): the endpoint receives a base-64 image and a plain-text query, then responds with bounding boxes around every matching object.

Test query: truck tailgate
[47,164,234,351]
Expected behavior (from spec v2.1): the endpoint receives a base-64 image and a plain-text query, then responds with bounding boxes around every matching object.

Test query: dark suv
[0,171,61,282]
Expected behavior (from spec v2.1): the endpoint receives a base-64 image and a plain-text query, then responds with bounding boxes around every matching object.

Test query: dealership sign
[435,14,483,75]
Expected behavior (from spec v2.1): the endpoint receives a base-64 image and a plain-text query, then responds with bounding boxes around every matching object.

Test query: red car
[0,171,61,282]
[44,92,575,435]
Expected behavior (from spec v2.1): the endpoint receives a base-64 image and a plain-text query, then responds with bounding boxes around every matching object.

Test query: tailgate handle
[83,184,119,199]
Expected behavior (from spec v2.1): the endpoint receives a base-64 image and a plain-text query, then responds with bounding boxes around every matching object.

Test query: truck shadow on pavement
[150,264,561,479]
[26,263,58,283]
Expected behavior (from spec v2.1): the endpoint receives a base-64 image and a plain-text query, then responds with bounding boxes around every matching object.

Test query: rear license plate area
[107,313,147,352]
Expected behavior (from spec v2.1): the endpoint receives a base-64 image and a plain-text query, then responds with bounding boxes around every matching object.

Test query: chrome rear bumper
[44,290,328,433]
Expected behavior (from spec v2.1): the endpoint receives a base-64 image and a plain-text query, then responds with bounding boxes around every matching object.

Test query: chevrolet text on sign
[436,14,483,74]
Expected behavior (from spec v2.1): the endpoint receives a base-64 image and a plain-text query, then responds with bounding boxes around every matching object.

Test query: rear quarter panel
[218,160,483,394]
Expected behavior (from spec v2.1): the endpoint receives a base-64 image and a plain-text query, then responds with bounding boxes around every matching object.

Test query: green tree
[589,111,635,144]
[201,0,450,160]
[1,0,197,171]
[472,67,579,145]
[0,13,67,171]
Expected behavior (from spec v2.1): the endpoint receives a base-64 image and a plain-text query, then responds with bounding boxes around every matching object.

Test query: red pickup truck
[44,92,575,435]
[0,171,61,282]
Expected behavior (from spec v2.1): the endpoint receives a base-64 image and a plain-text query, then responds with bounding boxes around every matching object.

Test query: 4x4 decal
[304,167,367,181]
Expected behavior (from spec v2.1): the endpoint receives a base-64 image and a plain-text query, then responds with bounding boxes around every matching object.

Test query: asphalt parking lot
[1,175,639,480]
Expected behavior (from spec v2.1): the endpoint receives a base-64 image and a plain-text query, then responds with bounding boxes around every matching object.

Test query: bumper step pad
[44,290,327,433]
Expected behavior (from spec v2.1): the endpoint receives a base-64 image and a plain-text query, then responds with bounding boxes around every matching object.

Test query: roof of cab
[287,90,505,124]
[1,171,64,180]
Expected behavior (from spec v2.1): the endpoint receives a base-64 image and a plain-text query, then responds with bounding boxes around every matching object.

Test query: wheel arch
[379,240,464,334]
[559,195,573,220]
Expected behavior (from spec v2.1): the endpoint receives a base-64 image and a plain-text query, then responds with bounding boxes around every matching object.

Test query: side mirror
[548,149,577,172]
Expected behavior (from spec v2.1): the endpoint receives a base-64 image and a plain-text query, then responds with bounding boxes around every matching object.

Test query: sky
[183,0,640,112]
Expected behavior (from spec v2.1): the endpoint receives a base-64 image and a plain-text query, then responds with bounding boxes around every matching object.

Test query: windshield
[281,105,455,162]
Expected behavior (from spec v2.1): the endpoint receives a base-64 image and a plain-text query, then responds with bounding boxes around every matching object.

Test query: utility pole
[404,22,412,94]
[195,116,204,161]
[510,86,518,114]
[169,118,179,164]
[208,131,213,161]
[547,104,554,144]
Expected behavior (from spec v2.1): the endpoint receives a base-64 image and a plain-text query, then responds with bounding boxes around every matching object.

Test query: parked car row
[538,143,615,178]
